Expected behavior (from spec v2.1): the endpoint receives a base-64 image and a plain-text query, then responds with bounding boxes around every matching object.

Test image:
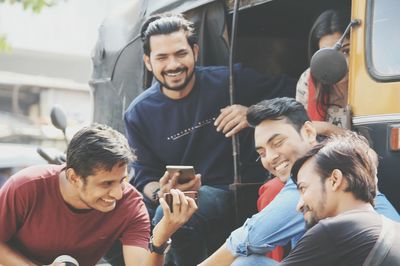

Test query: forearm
[227,185,305,256]
[198,243,235,266]
[0,242,37,266]
[141,251,164,266]
[141,223,172,266]
[313,121,347,136]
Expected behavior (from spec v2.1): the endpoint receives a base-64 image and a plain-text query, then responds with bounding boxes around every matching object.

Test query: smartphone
[164,191,199,212]
[166,165,195,184]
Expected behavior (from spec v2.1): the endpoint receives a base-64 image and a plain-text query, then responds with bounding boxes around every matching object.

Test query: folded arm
[200,180,305,265]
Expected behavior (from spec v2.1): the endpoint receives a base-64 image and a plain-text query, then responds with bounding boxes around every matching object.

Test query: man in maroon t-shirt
[0,124,197,266]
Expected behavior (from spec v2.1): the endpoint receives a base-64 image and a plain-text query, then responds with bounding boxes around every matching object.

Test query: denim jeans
[152,185,234,266]
[232,255,278,266]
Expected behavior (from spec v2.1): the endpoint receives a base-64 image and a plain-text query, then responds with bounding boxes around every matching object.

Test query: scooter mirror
[50,106,67,133]
[310,47,347,85]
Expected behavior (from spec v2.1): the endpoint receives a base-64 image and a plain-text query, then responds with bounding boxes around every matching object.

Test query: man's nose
[264,149,279,164]
[166,56,181,69]
[110,183,123,200]
[296,198,305,213]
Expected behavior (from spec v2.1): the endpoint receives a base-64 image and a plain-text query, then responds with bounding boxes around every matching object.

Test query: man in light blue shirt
[199,97,399,265]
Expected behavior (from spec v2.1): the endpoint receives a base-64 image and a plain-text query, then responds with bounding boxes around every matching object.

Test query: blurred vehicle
[0,143,62,187]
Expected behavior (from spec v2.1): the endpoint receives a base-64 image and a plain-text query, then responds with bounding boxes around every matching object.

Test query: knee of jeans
[152,205,164,226]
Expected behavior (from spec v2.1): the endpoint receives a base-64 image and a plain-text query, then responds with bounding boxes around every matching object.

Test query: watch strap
[148,236,171,255]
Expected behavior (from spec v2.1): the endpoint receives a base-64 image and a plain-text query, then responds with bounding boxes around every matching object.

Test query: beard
[155,66,195,92]
[303,190,327,230]
[303,206,319,229]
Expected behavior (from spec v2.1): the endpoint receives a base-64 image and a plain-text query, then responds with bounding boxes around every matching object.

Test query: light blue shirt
[227,178,400,257]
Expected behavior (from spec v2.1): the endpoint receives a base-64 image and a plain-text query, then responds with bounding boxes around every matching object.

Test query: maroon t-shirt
[0,164,150,266]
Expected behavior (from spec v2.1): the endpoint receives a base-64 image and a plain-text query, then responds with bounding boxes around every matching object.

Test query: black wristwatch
[152,188,160,202]
[148,235,171,255]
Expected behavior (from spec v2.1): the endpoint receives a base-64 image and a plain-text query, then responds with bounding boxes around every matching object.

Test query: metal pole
[228,0,243,226]
[229,0,241,185]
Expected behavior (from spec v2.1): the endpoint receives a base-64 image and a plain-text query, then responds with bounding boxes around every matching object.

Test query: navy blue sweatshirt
[124,65,295,192]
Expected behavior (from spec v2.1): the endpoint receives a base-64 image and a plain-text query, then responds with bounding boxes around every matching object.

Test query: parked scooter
[36,106,68,164]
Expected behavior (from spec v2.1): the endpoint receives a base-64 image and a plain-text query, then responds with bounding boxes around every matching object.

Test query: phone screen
[166,165,195,184]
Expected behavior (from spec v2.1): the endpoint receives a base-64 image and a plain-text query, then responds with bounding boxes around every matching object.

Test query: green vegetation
[0,0,56,51]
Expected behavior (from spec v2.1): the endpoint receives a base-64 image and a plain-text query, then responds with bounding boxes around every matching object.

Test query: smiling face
[144,30,199,99]
[254,119,316,182]
[296,158,331,228]
[72,163,128,213]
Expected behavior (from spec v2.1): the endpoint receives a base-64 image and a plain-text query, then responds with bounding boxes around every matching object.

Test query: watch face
[149,237,171,255]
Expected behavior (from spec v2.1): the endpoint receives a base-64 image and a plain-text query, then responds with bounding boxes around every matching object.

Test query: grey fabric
[363,215,396,266]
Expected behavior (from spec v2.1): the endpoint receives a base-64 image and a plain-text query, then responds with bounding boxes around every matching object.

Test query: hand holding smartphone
[166,165,196,184]
[164,191,199,212]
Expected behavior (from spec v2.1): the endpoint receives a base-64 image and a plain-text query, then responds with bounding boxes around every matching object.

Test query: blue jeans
[152,185,234,266]
[232,255,278,266]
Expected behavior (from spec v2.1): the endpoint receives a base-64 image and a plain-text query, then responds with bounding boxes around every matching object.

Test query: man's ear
[192,44,199,62]
[302,121,317,144]
[329,169,345,191]
[66,168,82,188]
[143,54,152,72]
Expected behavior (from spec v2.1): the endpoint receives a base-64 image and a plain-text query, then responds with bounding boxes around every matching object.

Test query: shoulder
[117,183,147,214]
[318,209,382,236]
[125,83,161,118]
[195,64,254,82]
[4,164,61,191]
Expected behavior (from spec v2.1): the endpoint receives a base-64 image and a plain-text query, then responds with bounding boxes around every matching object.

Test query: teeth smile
[165,70,184,77]
[275,161,289,171]
[101,198,115,203]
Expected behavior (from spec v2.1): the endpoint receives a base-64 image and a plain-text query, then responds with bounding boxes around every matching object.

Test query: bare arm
[124,189,198,266]
[313,121,347,136]
[0,242,37,266]
[198,243,235,266]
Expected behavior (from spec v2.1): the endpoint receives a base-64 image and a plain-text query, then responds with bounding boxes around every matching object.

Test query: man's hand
[152,189,198,246]
[171,173,201,192]
[214,104,249,137]
[157,171,176,199]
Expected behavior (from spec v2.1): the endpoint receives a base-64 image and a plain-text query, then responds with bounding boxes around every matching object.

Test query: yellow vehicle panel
[349,0,400,117]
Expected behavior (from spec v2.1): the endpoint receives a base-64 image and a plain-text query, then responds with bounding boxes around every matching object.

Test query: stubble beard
[156,66,195,92]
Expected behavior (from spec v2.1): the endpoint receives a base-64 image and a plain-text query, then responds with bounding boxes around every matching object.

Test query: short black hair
[247,97,310,133]
[140,13,198,56]
[66,124,134,178]
[291,132,377,205]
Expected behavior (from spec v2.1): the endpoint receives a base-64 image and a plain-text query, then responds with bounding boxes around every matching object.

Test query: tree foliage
[0,0,55,13]
[0,0,56,51]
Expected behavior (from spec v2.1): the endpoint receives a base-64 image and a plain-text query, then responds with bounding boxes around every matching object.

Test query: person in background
[0,124,197,266]
[296,9,350,136]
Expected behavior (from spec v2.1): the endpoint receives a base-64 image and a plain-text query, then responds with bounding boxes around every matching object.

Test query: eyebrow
[100,175,127,184]
[154,48,188,57]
